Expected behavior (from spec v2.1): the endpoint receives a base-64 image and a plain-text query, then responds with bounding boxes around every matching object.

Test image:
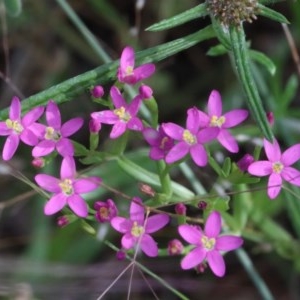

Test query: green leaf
[258,3,290,24]
[228,164,261,185]
[281,74,298,109]
[206,44,228,56]
[229,26,274,141]
[222,157,231,177]
[4,0,22,17]
[146,3,208,31]
[208,155,223,177]
[210,15,231,50]
[250,50,276,75]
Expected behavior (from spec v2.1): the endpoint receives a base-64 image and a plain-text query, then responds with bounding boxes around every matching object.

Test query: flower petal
[216,235,243,251]
[204,211,222,238]
[217,129,239,153]
[282,167,300,186]
[46,100,61,129]
[264,138,281,162]
[127,117,143,131]
[190,144,208,167]
[121,233,136,250]
[134,64,155,81]
[2,134,19,161]
[127,95,142,117]
[9,97,21,120]
[248,161,273,176]
[207,90,222,117]
[178,224,202,245]
[73,178,99,193]
[56,138,74,157]
[181,247,206,270]
[197,110,210,128]
[165,142,189,164]
[20,129,38,146]
[91,110,119,124]
[32,140,55,157]
[61,117,84,137]
[44,193,67,215]
[162,123,184,140]
[110,121,127,139]
[268,173,282,199]
[223,109,248,128]
[145,214,169,233]
[186,107,200,133]
[143,127,160,146]
[35,174,61,192]
[140,234,158,257]
[110,86,126,108]
[281,143,300,166]
[111,217,132,233]
[206,250,226,277]
[67,194,88,217]
[197,127,219,143]
[0,122,10,136]
[60,156,76,179]
[120,46,135,70]
[130,197,144,223]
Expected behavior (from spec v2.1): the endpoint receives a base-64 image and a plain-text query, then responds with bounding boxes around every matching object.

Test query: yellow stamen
[183,129,196,145]
[272,162,284,174]
[5,119,23,134]
[160,136,169,149]
[125,66,134,76]
[201,236,216,250]
[45,126,60,141]
[210,115,226,127]
[131,221,144,237]
[59,179,73,195]
[113,106,131,122]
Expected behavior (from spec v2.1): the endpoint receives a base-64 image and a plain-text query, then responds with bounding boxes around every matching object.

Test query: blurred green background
[0,0,300,299]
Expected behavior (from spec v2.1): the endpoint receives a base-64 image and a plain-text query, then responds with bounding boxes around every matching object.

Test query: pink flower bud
[89,119,101,133]
[168,239,184,255]
[94,199,118,223]
[139,85,153,99]
[57,215,69,227]
[116,250,126,260]
[196,262,207,273]
[91,85,104,98]
[138,183,156,197]
[266,112,274,126]
[198,201,207,210]
[175,203,186,215]
[31,157,45,168]
[237,154,255,172]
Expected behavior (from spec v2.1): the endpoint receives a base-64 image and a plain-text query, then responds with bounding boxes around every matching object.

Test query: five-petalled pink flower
[35,156,101,218]
[248,138,300,199]
[111,197,169,257]
[178,211,243,277]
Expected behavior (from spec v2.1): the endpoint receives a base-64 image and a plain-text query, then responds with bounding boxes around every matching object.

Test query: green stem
[157,160,172,198]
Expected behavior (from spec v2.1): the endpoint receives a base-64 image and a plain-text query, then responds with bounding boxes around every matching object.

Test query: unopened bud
[138,183,156,197]
[168,239,184,256]
[237,154,254,172]
[139,85,153,99]
[198,201,207,210]
[91,85,104,98]
[57,215,70,227]
[266,112,274,126]
[175,203,187,215]
[31,157,45,168]
[89,119,101,133]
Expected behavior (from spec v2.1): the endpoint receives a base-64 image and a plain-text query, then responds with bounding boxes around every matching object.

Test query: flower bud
[116,250,126,261]
[167,239,184,256]
[57,215,70,227]
[198,201,207,210]
[94,199,118,223]
[91,85,104,98]
[89,119,101,133]
[237,154,255,172]
[138,183,156,197]
[139,85,153,99]
[31,157,45,168]
[175,203,186,215]
[266,112,274,126]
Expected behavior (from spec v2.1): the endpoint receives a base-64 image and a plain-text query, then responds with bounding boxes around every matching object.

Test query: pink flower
[143,126,175,160]
[248,138,300,199]
[32,100,83,157]
[94,199,118,223]
[111,197,169,257]
[91,86,143,139]
[117,46,155,85]
[198,90,248,153]
[35,156,101,217]
[178,211,243,277]
[0,97,44,160]
[162,107,219,166]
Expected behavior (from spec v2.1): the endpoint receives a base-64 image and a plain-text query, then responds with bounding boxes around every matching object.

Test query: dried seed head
[206,0,259,27]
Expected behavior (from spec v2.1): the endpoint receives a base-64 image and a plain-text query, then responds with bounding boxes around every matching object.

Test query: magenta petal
[111,217,132,233]
[127,117,143,131]
[61,118,83,137]
[206,250,226,277]
[205,211,221,237]
[140,234,158,257]
[22,106,44,126]
[35,174,60,192]
[9,97,21,120]
[46,101,61,129]
[186,107,200,133]
[73,178,99,193]
[134,64,155,81]
[91,110,118,124]
[217,129,239,153]
[121,233,136,249]
[162,123,184,140]
[190,144,208,166]
[248,161,272,176]
[29,123,46,139]
[56,138,74,157]
[281,144,300,166]
[208,90,222,117]
[110,86,126,108]
[2,134,19,160]
[197,127,219,143]
[110,121,127,139]
[223,109,248,128]
[130,197,144,223]
[120,46,135,70]
[178,224,202,245]
[127,95,142,116]
[0,122,11,135]
[216,236,243,251]
[32,140,55,157]
[264,138,281,162]
[44,193,67,215]
[197,110,210,128]
[181,247,206,270]
[60,156,76,179]
[268,173,282,199]
[149,147,164,160]
[282,167,300,186]
[67,194,88,217]
[165,142,189,164]
[145,214,169,233]
[20,129,38,146]
[143,127,159,146]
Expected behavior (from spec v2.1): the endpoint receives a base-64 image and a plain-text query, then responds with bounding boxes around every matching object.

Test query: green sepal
[250,49,276,75]
[143,96,159,127]
[80,220,96,235]
[257,3,290,24]
[222,157,232,177]
[228,163,261,185]
[146,3,208,32]
[4,0,22,17]
[280,74,298,110]
[73,140,90,156]
[89,133,99,151]
[206,44,228,56]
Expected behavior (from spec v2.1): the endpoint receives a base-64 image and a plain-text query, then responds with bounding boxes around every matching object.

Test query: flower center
[113,106,131,122]
[160,136,170,149]
[45,126,61,141]
[125,66,134,76]
[59,179,74,195]
[131,221,144,238]
[5,119,23,134]
[183,129,196,145]
[210,115,225,128]
[201,236,216,251]
[99,206,109,219]
[272,161,284,174]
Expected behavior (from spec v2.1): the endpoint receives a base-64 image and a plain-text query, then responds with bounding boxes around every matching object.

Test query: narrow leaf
[258,4,290,24]
[249,50,276,75]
